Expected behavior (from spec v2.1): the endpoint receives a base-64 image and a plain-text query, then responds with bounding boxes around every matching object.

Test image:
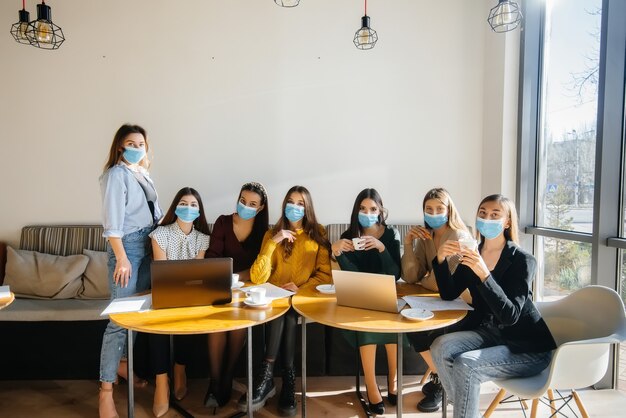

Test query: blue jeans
[99,227,152,383]
[431,326,552,418]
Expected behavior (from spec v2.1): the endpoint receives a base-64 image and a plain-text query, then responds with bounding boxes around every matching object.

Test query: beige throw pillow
[79,249,110,299]
[4,247,88,299]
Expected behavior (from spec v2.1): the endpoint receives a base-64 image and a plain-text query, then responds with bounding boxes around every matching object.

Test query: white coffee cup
[352,237,365,251]
[231,273,240,287]
[458,238,478,252]
[247,287,267,304]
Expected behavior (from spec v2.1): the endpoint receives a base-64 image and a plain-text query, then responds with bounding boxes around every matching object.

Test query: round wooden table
[110,290,290,418]
[0,292,15,310]
[292,282,467,418]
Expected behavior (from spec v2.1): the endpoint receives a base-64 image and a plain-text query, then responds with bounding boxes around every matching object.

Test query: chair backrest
[536,285,626,346]
[536,286,626,390]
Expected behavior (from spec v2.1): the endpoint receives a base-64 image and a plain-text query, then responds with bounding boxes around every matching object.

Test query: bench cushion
[0,298,110,321]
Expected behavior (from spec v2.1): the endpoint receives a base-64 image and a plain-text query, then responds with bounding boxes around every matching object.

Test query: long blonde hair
[422,188,468,233]
[476,194,519,244]
[103,124,150,172]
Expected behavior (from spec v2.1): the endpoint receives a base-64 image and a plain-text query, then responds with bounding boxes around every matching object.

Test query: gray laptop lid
[332,270,400,313]
[151,258,233,309]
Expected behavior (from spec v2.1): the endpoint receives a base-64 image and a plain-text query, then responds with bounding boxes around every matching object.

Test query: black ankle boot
[278,367,297,416]
[237,361,276,412]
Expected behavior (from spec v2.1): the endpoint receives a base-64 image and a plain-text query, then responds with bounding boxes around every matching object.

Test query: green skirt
[342,330,410,348]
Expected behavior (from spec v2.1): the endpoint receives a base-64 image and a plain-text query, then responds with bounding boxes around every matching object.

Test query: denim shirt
[100,163,163,238]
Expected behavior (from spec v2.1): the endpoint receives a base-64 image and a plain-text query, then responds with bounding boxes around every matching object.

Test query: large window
[519,0,626,390]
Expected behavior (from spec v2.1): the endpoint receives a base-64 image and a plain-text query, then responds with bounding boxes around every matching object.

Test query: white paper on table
[100,294,152,317]
[0,285,10,298]
[244,283,295,301]
[402,296,474,311]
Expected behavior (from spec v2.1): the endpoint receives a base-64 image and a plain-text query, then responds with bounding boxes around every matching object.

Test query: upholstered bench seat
[1,298,110,321]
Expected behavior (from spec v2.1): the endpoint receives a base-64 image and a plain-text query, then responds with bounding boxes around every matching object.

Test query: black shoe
[237,361,276,412]
[368,400,385,415]
[386,377,397,406]
[278,367,297,416]
[422,373,441,397]
[366,385,385,416]
[417,383,443,413]
[217,374,233,407]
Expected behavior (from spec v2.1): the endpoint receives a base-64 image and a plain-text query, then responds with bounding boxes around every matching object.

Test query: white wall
[0,0,518,247]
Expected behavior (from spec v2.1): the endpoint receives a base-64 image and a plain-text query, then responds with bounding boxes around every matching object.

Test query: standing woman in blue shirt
[98,124,163,418]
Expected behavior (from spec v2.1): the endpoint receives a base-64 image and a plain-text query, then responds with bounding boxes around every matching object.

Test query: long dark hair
[345,188,387,239]
[239,182,269,246]
[103,124,150,172]
[271,185,330,259]
[160,187,211,235]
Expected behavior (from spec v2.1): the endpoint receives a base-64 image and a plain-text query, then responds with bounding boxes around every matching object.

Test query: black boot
[237,361,276,412]
[417,373,443,413]
[278,367,297,416]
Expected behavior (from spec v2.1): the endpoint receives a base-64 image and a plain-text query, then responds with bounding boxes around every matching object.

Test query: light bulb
[36,20,52,43]
[495,3,515,26]
[18,22,29,41]
[358,28,371,46]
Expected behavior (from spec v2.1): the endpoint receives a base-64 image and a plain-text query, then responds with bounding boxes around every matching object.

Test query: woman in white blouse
[147,187,211,417]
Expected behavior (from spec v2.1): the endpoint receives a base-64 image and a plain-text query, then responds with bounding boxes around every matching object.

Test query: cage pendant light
[274,0,300,7]
[487,0,523,33]
[10,0,31,45]
[25,0,64,50]
[354,0,378,50]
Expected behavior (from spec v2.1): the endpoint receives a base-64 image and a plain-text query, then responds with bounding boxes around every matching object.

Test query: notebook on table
[332,270,406,313]
[151,258,233,309]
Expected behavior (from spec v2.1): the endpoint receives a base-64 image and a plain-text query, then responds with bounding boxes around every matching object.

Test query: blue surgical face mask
[175,205,200,223]
[424,213,448,230]
[285,203,305,223]
[476,217,504,240]
[122,146,146,165]
[237,202,258,220]
[358,212,379,228]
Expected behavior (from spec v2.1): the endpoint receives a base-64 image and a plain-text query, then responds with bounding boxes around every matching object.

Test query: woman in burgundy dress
[201,182,268,408]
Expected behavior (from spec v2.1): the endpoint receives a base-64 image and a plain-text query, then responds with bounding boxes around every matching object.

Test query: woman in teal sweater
[331,188,401,416]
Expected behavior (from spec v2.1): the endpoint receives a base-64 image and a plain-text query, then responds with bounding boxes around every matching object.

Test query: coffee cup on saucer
[247,287,267,304]
[231,273,240,287]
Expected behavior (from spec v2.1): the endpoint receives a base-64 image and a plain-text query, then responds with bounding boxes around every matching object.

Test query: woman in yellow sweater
[238,185,331,416]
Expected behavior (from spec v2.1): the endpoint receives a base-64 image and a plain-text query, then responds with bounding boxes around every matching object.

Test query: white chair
[484,285,626,418]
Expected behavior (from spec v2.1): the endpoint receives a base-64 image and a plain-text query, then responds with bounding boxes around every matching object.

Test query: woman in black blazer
[430,194,556,418]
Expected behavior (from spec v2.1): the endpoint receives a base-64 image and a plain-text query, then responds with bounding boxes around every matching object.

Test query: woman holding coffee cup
[239,185,331,415]
[401,187,474,412]
[331,188,402,416]
[202,182,269,408]
[430,194,555,418]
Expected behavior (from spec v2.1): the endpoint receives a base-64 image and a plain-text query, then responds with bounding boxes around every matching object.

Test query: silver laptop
[151,258,232,309]
[332,270,405,313]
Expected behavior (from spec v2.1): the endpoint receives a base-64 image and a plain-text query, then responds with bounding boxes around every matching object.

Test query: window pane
[617,250,626,392]
[536,0,601,233]
[534,236,591,301]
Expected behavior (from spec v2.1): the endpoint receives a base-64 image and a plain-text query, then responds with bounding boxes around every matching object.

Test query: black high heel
[387,376,397,406]
[366,385,385,415]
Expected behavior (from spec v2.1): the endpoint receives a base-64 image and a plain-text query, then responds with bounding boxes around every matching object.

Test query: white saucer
[243,298,270,308]
[316,284,335,294]
[401,308,434,321]
[231,281,244,289]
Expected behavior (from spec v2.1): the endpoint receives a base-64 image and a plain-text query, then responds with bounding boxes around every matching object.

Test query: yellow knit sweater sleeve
[250,231,278,284]
[301,227,332,289]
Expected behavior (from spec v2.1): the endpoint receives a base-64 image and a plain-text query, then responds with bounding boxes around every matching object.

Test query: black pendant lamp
[10,1,31,45]
[353,0,378,50]
[274,0,301,7]
[25,0,65,50]
[487,0,523,33]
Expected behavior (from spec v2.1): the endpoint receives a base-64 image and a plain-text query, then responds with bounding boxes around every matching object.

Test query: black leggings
[147,334,195,375]
[265,308,298,369]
